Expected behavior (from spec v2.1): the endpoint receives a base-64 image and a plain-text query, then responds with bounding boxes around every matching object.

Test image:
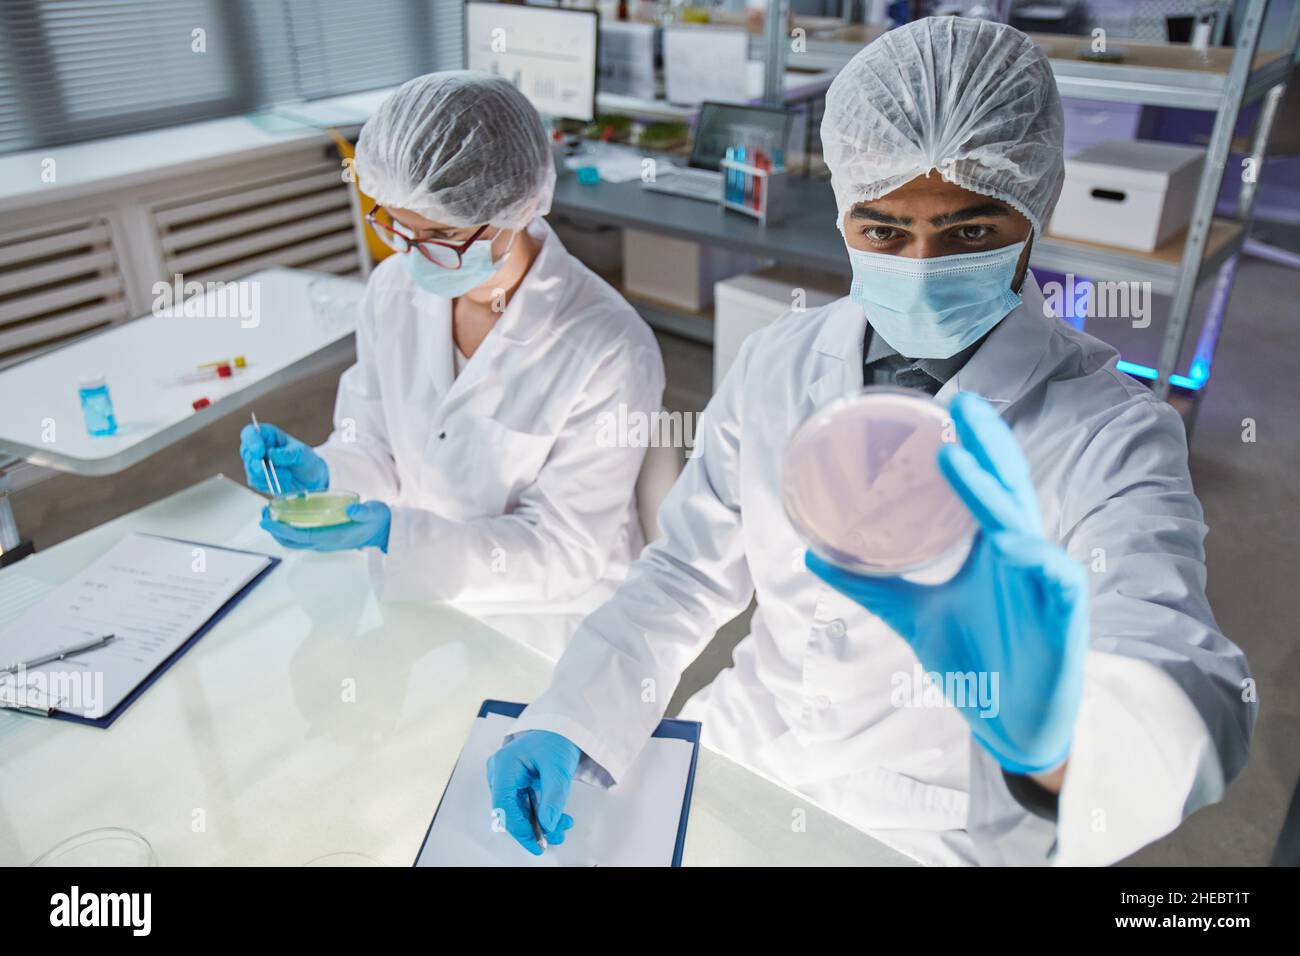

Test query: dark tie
[863,353,942,396]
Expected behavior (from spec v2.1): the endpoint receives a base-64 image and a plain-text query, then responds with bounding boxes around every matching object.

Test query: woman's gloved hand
[240,422,329,494]
[260,502,391,553]
[806,392,1089,774]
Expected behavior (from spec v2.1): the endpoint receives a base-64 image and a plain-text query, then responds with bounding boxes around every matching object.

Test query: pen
[249,412,283,496]
[1,634,115,675]
[525,787,548,853]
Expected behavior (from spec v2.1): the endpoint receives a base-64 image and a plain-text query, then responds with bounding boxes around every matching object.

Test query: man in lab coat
[241,74,665,641]
[486,18,1254,865]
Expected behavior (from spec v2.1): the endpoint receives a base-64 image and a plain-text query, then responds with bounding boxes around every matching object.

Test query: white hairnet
[355,71,556,231]
[820,17,1065,235]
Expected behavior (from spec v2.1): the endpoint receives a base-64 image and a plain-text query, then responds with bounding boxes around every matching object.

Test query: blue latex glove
[240,423,329,494]
[806,391,1088,775]
[486,731,580,855]
[259,502,391,553]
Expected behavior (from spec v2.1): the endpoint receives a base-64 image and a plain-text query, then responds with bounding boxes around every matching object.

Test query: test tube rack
[719,159,788,225]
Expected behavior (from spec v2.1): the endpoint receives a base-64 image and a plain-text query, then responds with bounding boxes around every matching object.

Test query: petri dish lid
[30,827,157,866]
[782,386,976,576]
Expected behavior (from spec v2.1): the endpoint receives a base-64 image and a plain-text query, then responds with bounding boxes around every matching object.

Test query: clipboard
[4,535,279,729]
[414,699,702,867]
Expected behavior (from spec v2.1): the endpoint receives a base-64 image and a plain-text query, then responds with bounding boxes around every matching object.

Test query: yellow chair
[328,128,395,268]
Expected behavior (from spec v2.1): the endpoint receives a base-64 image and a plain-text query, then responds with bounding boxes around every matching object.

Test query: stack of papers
[0,533,272,719]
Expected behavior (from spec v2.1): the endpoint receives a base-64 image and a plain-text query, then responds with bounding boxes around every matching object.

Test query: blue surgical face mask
[404,235,508,298]
[846,239,1027,359]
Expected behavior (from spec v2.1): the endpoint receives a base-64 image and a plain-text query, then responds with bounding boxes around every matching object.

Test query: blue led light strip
[1116,360,1205,392]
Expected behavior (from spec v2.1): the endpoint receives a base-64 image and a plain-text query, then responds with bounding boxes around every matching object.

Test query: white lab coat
[315,218,666,624]
[510,273,1255,866]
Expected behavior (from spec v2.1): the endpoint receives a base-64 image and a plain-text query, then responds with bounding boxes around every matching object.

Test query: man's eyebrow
[849,206,911,226]
[929,203,1010,227]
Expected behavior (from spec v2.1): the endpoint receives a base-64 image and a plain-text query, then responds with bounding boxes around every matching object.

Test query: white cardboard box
[623,228,765,312]
[1049,139,1205,252]
[713,266,845,389]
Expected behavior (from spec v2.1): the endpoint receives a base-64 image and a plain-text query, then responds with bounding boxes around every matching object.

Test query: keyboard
[642,168,724,202]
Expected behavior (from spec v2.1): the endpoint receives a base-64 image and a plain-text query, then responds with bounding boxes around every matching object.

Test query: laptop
[643,101,791,203]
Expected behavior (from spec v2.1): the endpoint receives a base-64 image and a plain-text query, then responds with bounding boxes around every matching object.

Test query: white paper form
[416,713,695,867]
[0,533,271,718]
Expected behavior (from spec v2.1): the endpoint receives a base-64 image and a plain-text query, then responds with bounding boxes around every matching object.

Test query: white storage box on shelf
[623,228,764,312]
[1049,139,1206,252]
[713,265,845,389]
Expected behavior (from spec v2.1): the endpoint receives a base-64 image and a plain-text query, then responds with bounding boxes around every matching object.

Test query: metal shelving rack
[782,1,1300,418]
[1031,0,1300,412]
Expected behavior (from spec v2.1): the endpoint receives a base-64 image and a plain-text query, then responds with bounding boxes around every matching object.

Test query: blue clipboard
[43,535,279,729]
[414,699,702,867]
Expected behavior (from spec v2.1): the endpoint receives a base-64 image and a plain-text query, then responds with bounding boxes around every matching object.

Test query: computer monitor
[689,102,792,172]
[598,20,655,100]
[663,25,748,107]
[464,2,599,123]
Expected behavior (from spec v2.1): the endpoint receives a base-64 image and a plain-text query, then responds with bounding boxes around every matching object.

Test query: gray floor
[10,228,1300,866]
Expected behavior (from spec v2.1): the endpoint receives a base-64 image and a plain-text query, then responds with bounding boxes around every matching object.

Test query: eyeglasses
[365,204,490,270]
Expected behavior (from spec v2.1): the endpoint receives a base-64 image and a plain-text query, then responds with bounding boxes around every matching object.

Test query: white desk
[0,268,359,477]
[0,476,914,867]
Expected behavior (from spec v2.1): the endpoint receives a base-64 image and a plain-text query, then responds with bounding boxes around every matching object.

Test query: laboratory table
[0,267,360,477]
[0,476,915,867]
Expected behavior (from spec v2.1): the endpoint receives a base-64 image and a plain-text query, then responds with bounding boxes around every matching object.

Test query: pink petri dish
[782,386,976,577]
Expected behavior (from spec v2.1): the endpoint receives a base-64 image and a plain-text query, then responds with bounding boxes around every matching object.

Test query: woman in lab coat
[484,19,1254,865]
[241,73,665,628]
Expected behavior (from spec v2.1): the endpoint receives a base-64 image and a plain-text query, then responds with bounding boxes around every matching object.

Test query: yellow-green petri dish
[268,490,359,528]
